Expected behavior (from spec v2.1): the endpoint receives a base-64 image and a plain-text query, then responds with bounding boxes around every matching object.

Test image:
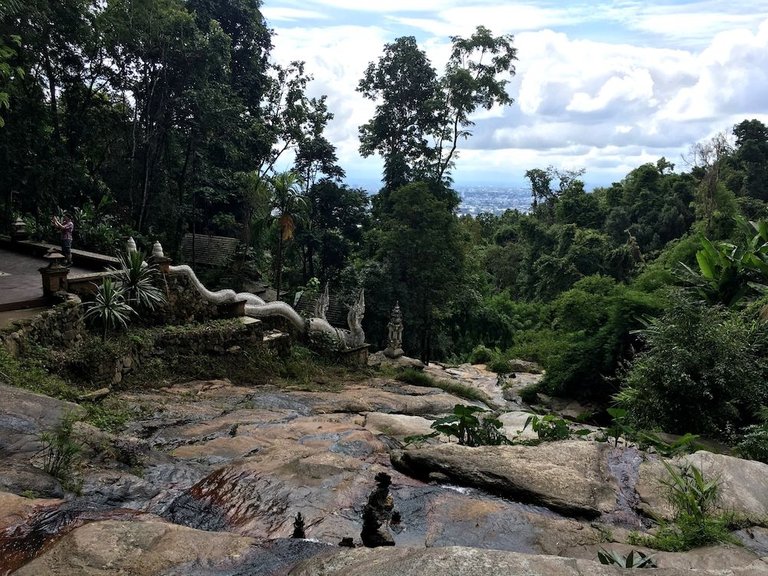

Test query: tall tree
[270,170,305,300]
[433,25,516,183]
[357,36,438,192]
[733,119,768,201]
[376,182,465,363]
[358,27,516,191]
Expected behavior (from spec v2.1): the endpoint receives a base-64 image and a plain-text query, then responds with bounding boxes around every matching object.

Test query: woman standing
[52,212,74,266]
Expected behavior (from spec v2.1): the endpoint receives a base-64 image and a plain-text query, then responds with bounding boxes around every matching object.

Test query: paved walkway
[0,248,93,309]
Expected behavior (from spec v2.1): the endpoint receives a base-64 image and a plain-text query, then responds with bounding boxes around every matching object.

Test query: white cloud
[264,2,768,186]
[260,7,329,22]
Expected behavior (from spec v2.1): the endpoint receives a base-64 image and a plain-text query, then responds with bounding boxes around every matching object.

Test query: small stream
[602,445,652,529]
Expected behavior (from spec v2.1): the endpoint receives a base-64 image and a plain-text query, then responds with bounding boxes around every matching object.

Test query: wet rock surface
[286,546,768,576]
[392,441,615,518]
[1,365,767,575]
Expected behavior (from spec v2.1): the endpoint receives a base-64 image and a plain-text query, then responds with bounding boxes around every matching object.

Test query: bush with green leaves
[735,422,768,463]
[407,404,510,447]
[468,344,493,364]
[394,368,489,403]
[631,461,734,552]
[522,414,590,442]
[518,382,540,404]
[618,296,768,436]
[511,277,663,402]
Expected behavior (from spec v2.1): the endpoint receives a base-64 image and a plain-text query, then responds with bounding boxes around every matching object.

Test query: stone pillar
[39,252,70,295]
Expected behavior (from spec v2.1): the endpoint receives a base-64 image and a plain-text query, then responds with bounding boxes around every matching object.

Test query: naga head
[348,289,365,332]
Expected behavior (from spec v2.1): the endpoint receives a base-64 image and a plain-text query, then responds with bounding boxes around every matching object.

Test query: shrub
[735,423,768,463]
[111,250,166,314]
[395,368,489,403]
[485,355,512,374]
[510,283,662,402]
[82,277,134,341]
[631,461,734,552]
[618,297,768,436]
[523,414,589,442]
[469,344,493,364]
[418,404,511,446]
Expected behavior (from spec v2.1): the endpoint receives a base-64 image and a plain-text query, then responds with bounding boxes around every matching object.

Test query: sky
[261,1,768,189]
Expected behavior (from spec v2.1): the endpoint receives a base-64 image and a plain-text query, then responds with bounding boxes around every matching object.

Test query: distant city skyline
[263,1,768,189]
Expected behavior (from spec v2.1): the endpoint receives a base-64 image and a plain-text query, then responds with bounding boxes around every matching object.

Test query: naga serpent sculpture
[167,264,365,350]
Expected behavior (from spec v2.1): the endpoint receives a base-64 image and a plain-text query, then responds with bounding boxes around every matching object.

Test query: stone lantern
[39,249,70,295]
[12,217,28,241]
[126,237,137,253]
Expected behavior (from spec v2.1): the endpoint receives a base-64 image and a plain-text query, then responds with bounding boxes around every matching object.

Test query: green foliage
[372,182,466,362]
[0,347,79,400]
[602,407,701,456]
[522,414,588,442]
[395,367,435,387]
[468,345,493,364]
[430,404,510,446]
[680,217,768,307]
[618,296,768,436]
[597,549,656,569]
[518,383,540,404]
[735,409,768,463]
[84,400,131,434]
[358,27,516,188]
[485,354,513,374]
[633,461,734,552]
[431,379,489,404]
[38,413,82,492]
[395,368,489,403]
[82,278,135,341]
[515,279,663,401]
[112,251,166,314]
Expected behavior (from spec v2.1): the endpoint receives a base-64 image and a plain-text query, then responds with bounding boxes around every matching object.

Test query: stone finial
[126,237,137,253]
[152,241,164,258]
[383,302,404,359]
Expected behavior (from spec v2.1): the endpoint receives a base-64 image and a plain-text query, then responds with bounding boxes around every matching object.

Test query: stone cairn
[383,302,404,359]
[360,472,397,547]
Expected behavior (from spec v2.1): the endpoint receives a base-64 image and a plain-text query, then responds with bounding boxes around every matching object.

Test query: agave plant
[82,277,134,341]
[597,548,656,569]
[111,250,165,313]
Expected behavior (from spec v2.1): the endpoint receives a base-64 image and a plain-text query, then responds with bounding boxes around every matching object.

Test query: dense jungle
[3,0,768,481]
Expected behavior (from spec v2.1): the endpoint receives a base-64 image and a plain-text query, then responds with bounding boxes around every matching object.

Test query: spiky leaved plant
[83,277,134,341]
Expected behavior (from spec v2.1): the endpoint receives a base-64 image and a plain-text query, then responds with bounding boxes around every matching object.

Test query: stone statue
[306,288,365,350]
[383,302,404,358]
[160,245,365,350]
[346,289,365,347]
[314,283,330,320]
